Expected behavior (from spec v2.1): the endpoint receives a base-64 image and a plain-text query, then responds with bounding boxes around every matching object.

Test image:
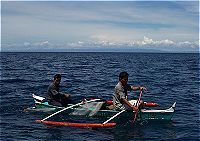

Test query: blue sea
[1,52,199,141]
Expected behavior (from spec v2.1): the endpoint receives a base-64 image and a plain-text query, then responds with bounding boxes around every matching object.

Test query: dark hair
[54,74,61,80]
[119,71,129,80]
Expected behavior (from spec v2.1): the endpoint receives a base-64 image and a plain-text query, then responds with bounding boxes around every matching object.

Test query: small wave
[1,78,29,83]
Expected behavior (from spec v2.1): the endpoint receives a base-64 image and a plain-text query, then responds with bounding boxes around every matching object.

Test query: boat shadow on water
[31,113,176,141]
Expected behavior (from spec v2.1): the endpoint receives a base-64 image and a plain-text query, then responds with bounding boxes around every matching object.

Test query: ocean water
[0,52,199,141]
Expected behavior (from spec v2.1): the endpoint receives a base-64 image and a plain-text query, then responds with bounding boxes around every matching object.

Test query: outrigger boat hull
[33,94,176,121]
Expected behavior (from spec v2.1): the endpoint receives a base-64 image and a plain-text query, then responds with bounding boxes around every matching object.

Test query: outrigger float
[33,94,176,128]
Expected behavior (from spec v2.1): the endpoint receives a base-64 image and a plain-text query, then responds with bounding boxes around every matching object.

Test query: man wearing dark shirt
[47,74,72,106]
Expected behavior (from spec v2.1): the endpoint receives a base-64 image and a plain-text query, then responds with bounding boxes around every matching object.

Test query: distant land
[1,47,199,53]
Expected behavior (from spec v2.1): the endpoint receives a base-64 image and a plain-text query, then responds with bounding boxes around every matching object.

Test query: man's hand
[64,93,70,98]
[139,86,147,91]
[132,106,138,112]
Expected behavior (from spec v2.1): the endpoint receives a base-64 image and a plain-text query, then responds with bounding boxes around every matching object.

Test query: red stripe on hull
[144,102,159,107]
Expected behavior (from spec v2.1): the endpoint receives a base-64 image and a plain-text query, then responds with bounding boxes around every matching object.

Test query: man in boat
[112,71,147,111]
[46,74,73,106]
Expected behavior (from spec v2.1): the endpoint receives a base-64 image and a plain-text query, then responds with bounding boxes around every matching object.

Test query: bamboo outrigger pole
[41,98,101,121]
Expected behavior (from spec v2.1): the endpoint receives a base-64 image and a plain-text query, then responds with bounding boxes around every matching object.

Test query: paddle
[40,98,101,121]
[133,90,143,123]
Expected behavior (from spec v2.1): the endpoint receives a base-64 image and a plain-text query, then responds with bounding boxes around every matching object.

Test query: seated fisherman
[113,71,147,111]
[46,74,73,106]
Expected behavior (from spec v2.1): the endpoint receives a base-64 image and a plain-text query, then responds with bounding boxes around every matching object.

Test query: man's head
[119,71,129,86]
[53,74,61,86]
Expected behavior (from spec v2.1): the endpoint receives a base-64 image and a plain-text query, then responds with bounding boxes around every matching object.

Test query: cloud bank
[1,1,199,52]
[2,37,199,52]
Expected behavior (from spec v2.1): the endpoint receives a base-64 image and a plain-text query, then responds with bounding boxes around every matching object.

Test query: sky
[1,1,199,52]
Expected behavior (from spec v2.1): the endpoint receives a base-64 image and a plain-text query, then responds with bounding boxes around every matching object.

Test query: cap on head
[119,71,129,80]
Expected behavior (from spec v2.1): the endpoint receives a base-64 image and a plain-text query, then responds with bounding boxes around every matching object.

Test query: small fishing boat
[33,94,176,121]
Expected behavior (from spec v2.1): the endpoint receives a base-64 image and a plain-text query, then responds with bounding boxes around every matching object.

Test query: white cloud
[139,37,174,46]
[159,39,174,45]
[39,41,49,46]
[142,36,154,45]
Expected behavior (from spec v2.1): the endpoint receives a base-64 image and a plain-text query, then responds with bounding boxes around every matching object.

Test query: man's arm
[131,86,147,91]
